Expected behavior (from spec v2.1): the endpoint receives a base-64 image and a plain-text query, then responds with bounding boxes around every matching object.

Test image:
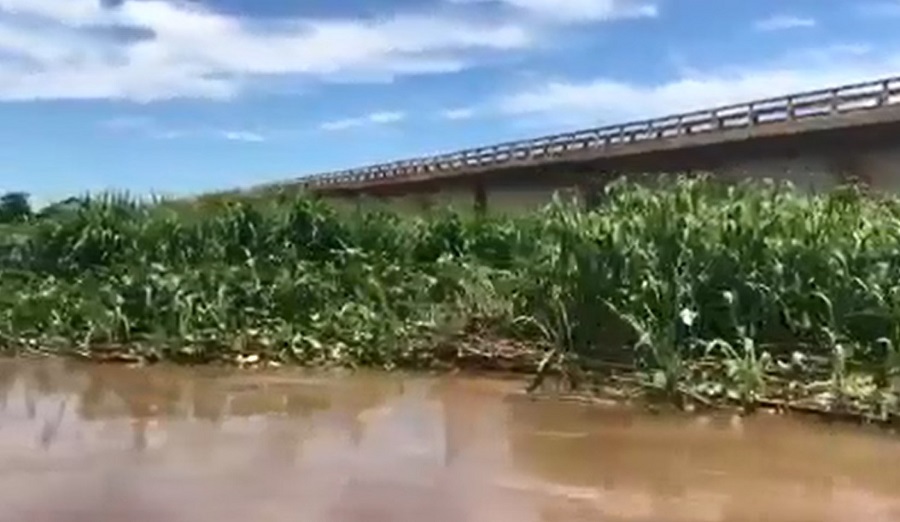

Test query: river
[0,358,897,521]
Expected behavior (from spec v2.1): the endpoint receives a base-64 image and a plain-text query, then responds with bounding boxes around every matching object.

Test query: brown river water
[0,358,898,522]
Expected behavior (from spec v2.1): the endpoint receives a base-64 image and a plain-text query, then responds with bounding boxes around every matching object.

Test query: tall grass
[0,176,898,414]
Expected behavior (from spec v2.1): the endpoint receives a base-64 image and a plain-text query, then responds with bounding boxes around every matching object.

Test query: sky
[1,0,900,203]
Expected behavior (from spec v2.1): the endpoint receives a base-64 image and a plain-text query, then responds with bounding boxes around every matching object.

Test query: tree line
[0,192,88,224]
[0,192,30,223]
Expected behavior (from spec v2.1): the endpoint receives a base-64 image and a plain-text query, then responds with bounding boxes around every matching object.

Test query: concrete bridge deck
[294,75,900,212]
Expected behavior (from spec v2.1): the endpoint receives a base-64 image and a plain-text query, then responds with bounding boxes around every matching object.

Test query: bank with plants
[0,176,898,422]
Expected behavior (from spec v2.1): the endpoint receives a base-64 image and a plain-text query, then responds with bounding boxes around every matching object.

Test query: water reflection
[0,358,897,521]
[505,397,900,521]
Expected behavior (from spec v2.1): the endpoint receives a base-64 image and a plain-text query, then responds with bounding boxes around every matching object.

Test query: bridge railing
[305,76,900,188]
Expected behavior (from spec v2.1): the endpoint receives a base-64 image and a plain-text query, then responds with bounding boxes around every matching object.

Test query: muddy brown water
[0,359,898,522]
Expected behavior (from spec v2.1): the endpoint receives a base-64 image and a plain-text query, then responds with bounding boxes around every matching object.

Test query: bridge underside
[315,110,900,215]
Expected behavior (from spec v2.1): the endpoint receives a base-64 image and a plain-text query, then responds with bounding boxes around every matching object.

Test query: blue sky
[1,0,900,203]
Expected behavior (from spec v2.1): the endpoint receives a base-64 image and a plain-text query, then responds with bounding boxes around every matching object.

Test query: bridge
[300,75,900,213]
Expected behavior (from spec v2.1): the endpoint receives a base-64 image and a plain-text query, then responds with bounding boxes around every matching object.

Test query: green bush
[0,176,898,412]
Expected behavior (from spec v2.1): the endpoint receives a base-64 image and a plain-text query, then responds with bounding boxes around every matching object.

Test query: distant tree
[0,192,32,223]
[36,197,83,220]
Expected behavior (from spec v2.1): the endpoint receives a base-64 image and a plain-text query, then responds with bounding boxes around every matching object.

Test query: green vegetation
[0,176,898,421]
[0,192,31,224]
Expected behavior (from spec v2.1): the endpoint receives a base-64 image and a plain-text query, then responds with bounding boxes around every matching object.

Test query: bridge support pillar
[414,191,437,213]
[474,180,487,215]
[578,176,609,211]
[831,152,868,187]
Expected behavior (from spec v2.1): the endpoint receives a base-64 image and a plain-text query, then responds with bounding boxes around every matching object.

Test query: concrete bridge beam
[304,76,900,213]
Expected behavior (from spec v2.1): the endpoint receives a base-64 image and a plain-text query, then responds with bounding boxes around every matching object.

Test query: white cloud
[497,44,900,126]
[754,14,816,32]
[100,116,267,142]
[450,0,657,23]
[221,130,266,143]
[367,111,406,124]
[320,110,407,131]
[441,107,477,120]
[101,115,154,130]
[153,129,189,140]
[0,0,104,25]
[0,0,534,101]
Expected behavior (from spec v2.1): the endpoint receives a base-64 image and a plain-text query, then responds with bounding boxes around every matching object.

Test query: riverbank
[0,176,898,424]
